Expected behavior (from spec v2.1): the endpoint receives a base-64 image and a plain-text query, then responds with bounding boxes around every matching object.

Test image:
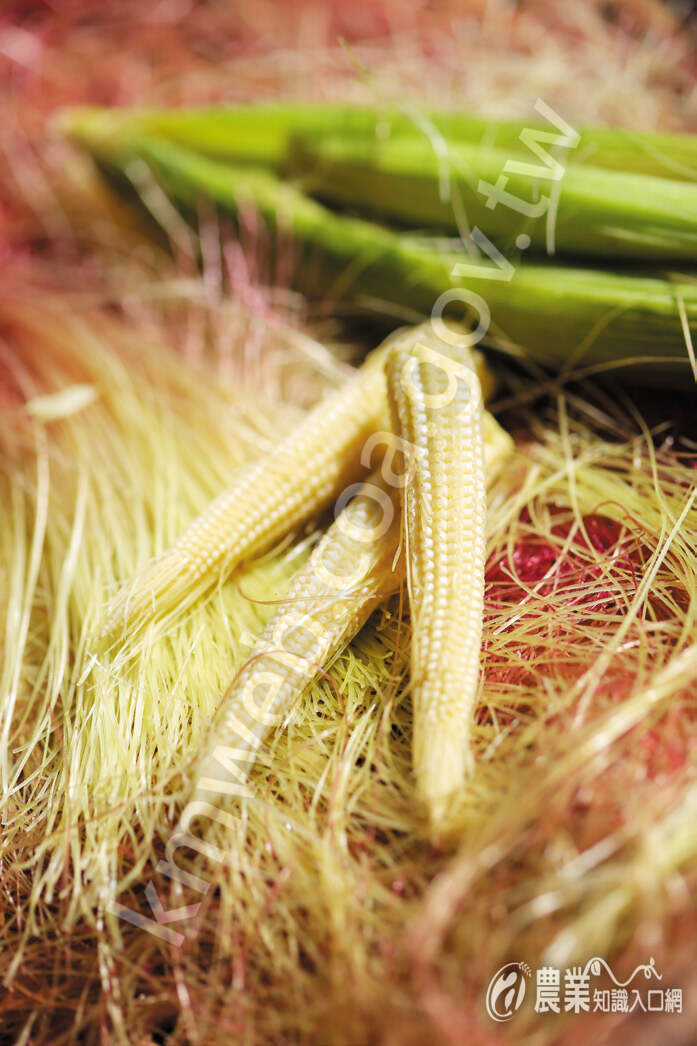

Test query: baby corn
[188,323,510,823]
[193,338,511,821]
[103,343,392,634]
[193,475,402,807]
[386,325,488,828]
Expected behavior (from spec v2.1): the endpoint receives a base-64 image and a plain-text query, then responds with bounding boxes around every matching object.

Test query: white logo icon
[485,963,532,1022]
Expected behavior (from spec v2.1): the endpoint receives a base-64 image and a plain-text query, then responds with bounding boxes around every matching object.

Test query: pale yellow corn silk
[0,296,306,924]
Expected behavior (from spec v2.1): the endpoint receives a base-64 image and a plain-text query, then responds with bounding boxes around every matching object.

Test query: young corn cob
[385,325,488,827]
[192,474,403,807]
[102,341,393,634]
[66,130,697,383]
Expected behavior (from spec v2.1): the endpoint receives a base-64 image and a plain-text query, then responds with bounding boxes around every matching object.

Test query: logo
[485,962,532,1022]
[484,957,683,1022]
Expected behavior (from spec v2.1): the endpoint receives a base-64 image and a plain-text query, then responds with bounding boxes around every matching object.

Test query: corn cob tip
[413,713,474,830]
[100,549,201,637]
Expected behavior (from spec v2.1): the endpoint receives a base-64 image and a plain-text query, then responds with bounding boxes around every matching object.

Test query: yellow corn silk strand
[102,343,393,636]
[192,476,402,808]
[385,324,490,829]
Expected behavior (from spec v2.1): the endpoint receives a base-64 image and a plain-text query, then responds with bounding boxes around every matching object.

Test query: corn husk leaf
[61,123,697,385]
[62,102,697,180]
[288,134,697,261]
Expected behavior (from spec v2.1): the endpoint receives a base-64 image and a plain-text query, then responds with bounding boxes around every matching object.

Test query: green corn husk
[288,134,697,261]
[62,102,697,181]
[62,103,697,263]
[61,123,697,384]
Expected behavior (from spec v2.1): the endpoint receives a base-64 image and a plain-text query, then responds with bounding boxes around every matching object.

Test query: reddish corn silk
[485,510,643,607]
